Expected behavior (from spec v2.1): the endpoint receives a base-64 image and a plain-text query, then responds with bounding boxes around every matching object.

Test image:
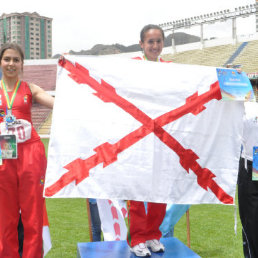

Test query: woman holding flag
[0,43,54,257]
[127,24,168,257]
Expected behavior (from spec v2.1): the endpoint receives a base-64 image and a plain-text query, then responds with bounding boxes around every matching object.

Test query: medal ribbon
[1,80,21,110]
[143,54,160,62]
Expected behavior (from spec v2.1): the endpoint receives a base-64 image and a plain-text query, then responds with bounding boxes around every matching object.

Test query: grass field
[42,139,244,258]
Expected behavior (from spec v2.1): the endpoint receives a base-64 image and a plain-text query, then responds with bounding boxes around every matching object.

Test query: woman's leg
[0,159,20,257]
[18,141,46,258]
[127,200,147,247]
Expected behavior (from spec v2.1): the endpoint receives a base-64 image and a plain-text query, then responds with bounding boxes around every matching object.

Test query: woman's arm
[29,83,55,109]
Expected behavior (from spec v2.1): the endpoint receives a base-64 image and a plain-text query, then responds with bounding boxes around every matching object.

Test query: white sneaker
[146,239,165,253]
[130,243,151,257]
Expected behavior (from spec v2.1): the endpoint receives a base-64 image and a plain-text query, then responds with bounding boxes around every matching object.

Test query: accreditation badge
[0,135,17,159]
[252,146,258,181]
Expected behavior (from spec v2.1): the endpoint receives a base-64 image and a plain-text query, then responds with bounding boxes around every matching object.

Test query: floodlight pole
[232,16,237,45]
[171,29,176,53]
[200,23,204,49]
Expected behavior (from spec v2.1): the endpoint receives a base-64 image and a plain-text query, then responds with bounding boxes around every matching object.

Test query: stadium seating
[22,63,57,136]
[234,40,258,73]
[162,43,243,67]
[162,39,258,75]
[161,39,258,100]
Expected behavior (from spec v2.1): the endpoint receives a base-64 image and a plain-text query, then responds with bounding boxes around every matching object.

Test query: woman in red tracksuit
[127,24,168,257]
[0,43,54,257]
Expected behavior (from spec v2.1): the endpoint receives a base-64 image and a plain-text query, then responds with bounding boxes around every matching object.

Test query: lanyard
[143,54,160,62]
[1,79,21,110]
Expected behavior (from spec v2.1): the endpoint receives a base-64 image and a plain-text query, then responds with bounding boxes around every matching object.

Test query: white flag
[43,200,52,257]
[43,226,52,257]
[44,55,244,205]
[97,199,127,241]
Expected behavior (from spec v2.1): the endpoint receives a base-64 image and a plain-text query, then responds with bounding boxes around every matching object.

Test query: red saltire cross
[45,57,233,204]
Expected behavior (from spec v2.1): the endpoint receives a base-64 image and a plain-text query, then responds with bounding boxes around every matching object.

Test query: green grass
[45,200,243,258]
[45,198,90,257]
[41,139,243,258]
[175,204,242,258]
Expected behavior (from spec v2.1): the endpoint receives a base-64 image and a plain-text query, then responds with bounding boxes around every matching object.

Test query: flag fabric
[43,200,52,257]
[44,55,244,205]
[43,226,52,257]
[97,199,127,241]
[97,199,189,240]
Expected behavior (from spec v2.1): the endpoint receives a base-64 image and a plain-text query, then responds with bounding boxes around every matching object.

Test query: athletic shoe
[130,243,151,257]
[146,239,165,253]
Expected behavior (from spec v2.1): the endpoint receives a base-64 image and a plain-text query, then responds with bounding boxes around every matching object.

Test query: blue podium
[77,237,200,258]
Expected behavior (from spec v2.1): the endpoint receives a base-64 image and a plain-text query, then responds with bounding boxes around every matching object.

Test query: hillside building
[0,12,52,59]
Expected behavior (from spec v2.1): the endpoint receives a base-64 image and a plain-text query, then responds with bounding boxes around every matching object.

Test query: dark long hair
[140,24,165,42]
[0,43,24,64]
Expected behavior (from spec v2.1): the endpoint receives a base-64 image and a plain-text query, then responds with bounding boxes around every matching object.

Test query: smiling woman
[1,49,23,88]
[139,24,164,61]
[0,42,54,258]
[126,24,168,258]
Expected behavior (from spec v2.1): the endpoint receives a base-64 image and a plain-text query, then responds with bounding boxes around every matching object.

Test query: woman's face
[140,29,164,61]
[0,48,23,80]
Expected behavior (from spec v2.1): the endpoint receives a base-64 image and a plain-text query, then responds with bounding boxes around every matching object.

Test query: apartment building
[0,12,52,59]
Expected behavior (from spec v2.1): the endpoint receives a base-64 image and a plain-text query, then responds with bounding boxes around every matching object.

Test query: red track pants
[0,140,47,258]
[127,200,166,247]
